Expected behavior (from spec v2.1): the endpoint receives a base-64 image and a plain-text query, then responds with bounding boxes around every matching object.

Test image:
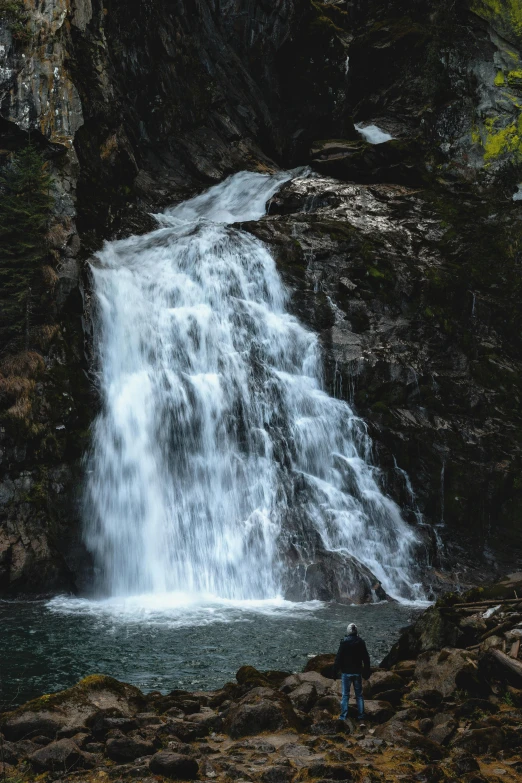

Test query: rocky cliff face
[0,0,521,595]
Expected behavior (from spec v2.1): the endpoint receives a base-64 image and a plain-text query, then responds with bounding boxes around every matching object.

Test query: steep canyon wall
[0,0,521,595]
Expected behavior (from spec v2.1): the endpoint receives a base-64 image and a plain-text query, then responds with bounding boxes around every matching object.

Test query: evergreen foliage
[0,146,53,347]
[0,0,31,43]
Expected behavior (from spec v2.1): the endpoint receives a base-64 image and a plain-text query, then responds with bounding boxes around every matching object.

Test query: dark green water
[0,596,423,710]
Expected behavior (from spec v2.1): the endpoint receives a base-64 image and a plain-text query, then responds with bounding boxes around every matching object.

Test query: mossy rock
[0,675,147,738]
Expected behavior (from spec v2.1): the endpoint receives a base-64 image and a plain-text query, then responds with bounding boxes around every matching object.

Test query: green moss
[369,267,386,279]
[482,115,522,161]
[495,70,506,86]
[0,675,143,723]
[507,68,522,85]
[472,0,522,41]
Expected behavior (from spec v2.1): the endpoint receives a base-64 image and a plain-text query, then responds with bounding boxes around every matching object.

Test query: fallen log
[488,649,522,688]
[510,640,520,660]
[480,620,518,643]
[455,598,521,608]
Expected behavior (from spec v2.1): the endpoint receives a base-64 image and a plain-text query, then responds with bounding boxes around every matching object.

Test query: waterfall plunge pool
[0,596,423,709]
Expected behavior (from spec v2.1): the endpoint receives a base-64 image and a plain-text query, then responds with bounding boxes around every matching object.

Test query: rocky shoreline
[2,577,522,783]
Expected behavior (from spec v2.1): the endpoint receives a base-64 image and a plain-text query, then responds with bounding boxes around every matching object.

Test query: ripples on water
[0,597,423,709]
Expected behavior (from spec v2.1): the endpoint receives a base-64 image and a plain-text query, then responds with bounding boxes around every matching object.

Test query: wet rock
[105,734,155,762]
[29,738,90,772]
[149,751,199,779]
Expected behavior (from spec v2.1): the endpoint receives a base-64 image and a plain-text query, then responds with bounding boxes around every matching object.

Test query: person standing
[334,622,371,722]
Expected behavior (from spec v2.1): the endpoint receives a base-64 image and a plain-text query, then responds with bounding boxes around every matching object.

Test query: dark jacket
[334,633,371,678]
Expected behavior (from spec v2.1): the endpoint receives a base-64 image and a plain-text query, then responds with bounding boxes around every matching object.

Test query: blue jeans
[340,673,364,720]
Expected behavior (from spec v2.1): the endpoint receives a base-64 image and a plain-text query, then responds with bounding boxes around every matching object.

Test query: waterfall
[84,170,424,603]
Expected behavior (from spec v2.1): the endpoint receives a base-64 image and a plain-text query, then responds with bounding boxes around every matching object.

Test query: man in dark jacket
[334,622,371,721]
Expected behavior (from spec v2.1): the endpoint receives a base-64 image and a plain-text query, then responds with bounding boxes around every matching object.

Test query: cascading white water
[85,170,424,603]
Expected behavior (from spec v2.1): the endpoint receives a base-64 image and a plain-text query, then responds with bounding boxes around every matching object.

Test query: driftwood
[454,598,522,609]
[510,639,520,660]
[480,619,520,643]
[489,648,522,688]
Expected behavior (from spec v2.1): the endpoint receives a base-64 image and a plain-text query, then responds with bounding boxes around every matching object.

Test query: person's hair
[347,622,358,635]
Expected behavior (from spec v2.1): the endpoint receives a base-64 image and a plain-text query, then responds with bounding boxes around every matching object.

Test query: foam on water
[47,592,323,629]
[83,168,425,608]
[355,123,394,144]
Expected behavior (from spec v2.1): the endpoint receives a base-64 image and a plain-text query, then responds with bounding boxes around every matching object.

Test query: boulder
[427,718,457,745]
[314,695,341,714]
[414,648,487,698]
[105,734,155,762]
[87,709,138,738]
[29,738,89,772]
[376,688,405,705]
[367,670,404,697]
[362,700,395,724]
[225,695,297,739]
[236,665,270,689]
[375,722,445,760]
[260,764,295,783]
[185,709,222,732]
[288,682,318,713]
[303,654,336,678]
[452,727,504,755]
[309,718,347,736]
[1,711,65,741]
[408,688,443,708]
[164,718,210,741]
[149,751,199,779]
[447,751,480,776]
[280,671,331,696]
[0,740,20,764]
[381,608,463,667]
[1,675,146,745]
